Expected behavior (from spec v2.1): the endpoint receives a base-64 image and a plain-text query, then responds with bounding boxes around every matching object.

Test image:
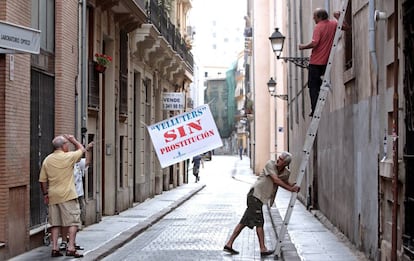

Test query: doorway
[29,70,54,228]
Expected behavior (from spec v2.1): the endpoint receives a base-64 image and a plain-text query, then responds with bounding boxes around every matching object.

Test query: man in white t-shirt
[74,159,87,220]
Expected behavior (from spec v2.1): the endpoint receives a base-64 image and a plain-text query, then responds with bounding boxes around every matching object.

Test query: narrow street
[99,155,367,261]
[102,155,275,260]
[10,155,367,261]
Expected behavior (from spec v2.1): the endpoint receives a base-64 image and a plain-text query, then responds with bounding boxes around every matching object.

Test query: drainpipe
[391,0,399,260]
[292,0,298,125]
[81,0,87,144]
[369,0,379,84]
[115,83,119,215]
[298,0,311,209]
[75,76,79,138]
[369,0,382,257]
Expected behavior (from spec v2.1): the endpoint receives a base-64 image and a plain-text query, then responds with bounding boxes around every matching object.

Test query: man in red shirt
[299,8,347,117]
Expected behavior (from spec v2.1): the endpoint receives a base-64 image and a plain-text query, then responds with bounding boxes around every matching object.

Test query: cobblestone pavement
[102,155,295,261]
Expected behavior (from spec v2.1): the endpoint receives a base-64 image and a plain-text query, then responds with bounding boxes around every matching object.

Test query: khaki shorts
[49,199,81,227]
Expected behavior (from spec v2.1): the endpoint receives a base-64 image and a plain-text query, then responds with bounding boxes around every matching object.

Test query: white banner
[147,104,223,168]
[0,21,40,54]
[163,92,185,111]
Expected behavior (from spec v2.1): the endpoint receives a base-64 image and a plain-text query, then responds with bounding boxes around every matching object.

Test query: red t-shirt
[310,19,337,65]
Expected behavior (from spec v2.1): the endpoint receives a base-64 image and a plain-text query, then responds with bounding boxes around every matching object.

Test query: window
[119,136,124,188]
[119,30,128,115]
[88,61,100,108]
[344,1,353,70]
[88,7,98,109]
[31,0,55,53]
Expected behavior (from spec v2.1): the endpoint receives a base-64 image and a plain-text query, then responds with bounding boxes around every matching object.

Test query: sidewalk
[10,156,367,261]
[234,156,367,261]
[10,184,206,261]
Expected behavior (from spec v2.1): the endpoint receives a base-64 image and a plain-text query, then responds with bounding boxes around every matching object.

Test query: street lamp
[269,28,309,69]
[267,77,288,101]
[267,77,277,93]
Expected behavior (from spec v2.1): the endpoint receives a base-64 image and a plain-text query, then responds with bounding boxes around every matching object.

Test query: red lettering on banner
[176,125,186,138]
[187,120,202,133]
[163,119,203,143]
[159,129,215,155]
[164,130,177,142]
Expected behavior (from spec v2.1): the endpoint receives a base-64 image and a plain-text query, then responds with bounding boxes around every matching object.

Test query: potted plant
[95,53,112,73]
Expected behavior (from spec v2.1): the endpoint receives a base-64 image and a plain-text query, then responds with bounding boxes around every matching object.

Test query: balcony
[96,0,193,73]
[146,0,194,71]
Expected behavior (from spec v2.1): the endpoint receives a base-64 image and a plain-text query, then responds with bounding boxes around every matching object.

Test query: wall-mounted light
[267,77,288,100]
[269,28,309,69]
[267,77,277,94]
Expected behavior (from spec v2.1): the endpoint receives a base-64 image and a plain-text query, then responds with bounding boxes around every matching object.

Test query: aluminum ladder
[273,0,349,259]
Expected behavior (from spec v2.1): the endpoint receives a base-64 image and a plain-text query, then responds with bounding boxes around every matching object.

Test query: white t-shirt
[74,158,87,197]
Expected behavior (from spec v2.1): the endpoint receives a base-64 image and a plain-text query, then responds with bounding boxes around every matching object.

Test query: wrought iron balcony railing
[146,0,194,71]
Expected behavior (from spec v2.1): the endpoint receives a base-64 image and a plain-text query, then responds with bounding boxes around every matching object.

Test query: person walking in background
[39,134,85,258]
[223,151,300,257]
[59,141,94,251]
[192,154,202,182]
[299,8,349,117]
[239,146,243,160]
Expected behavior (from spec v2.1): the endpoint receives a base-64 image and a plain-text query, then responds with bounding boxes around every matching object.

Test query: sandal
[260,250,275,256]
[75,243,84,250]
[65,236,84,250]
[66,249,84,258]
[60,241,84,250]
[223,245,239,255]
[51,250,63,257]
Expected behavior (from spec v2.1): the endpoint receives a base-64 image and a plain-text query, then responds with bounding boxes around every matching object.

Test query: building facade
[246,0,288,174]
[0,0,193,259]
[249,0,413,260]
[234,52,250,157]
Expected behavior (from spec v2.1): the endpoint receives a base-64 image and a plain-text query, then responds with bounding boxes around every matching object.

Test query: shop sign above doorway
[0,21,40,54]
